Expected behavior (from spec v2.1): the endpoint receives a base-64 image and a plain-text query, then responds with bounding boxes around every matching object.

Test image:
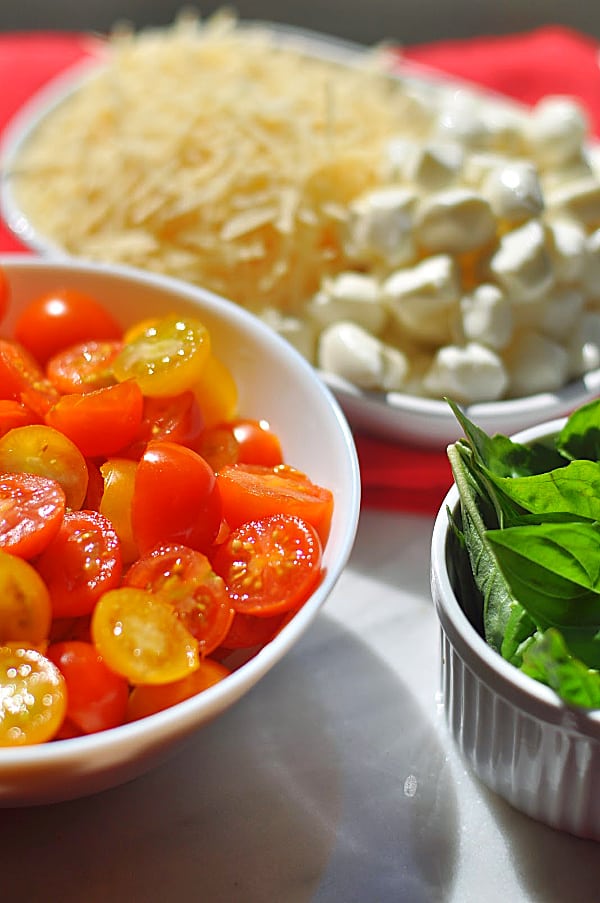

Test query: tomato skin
[192,354,238,427]
[47,640,129,735]
[125,543,234,656]
[126,658,230,721]
[124,391,205,460]
[13,287,122,365]
[46,340,123,394]
[0,471,65,559]
[0,424,89,509]
[45,379,144,458]
[35,510,122,618]
[0,550,52,644]
[220,610,286,650]
[0,266,9,324]
[0,646,67,746]
[0,339,60,416]
[132,440,222,555]
[216,464,334,544]
[212,514,323,616]
[0,400,40,438]
[197,418,284,472]
[99,458,138,564]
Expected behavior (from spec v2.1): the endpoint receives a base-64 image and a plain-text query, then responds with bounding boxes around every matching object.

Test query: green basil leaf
[521,628,600,708]
[556,397,600,461]
[488,459,600,520]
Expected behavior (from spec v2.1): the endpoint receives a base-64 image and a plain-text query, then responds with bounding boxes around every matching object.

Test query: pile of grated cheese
[11,13,421,313]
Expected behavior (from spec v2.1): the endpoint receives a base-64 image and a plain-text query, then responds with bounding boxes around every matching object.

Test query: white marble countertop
[1,508,598,901]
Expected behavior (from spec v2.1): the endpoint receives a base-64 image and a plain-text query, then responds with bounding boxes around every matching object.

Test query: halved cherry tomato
[0,471,65,558]
[197,418,283,471]
[46,340,123,394]
[132,440,222,554]
[220,610,286,650]
[126,658,230,721]
[83,458,104,510]
[216,464,334,544]
[45,379,144,458]
[91,587,199,685]
[113,315,211,397]
[124,391,205,459]
[212,513,323,616]
[99,458,138,564]
[13,287,122,365]
[0,550,52,644]
[125,543,233,656]
[0,266,9,324]
[192,354,238,427]
[0,646,67,746]
[0,399,40,438]
[47,640,129,735]
[35,510,122,618]
[0,339,60,416]
[0,424,89,509]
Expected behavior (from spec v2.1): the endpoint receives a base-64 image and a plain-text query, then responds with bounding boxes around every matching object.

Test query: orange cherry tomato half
[0,471,65,559]
[126,658,230,722]
[46,339,123,394]
[216,464,334,545]
[0,550,52,644]
[0,399,40,438]
[13,287,122,365]
[91,587,199,685]
[45,379,144,458]
[212,513,323,616]
[0,646,67,746]
[132,440,222,555]
[197,418,284,472]
[0,424,89,509]
[47,640,129,735]
[0,339,60,416]
[125,543,234,657]
[125,391,205,459]
[35,510,122,618]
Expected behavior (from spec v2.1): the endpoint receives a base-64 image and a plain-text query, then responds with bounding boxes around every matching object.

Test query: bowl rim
[431,415,600,736]
[0,253,362,767]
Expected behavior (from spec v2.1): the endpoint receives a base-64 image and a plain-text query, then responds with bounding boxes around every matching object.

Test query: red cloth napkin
[1,26,600,513]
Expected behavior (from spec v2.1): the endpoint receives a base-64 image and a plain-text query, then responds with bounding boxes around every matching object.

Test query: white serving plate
[2,22,600,449]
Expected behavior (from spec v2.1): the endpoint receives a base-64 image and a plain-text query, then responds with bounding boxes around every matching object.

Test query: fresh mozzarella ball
[479,103,528,155]
[488,220,554,302]
[415,188,496,254]
[317,321,409,391]
[307,272,387,334]
[422,342,508,403]
[503,331,569,396]
[404,141,465,191]
[545,177,600,227]
[537,287,585,341]
[462,152,514,189]
[545,218,587,285]
[582,228,600,301]
[259,308,317,362]
[460,283,513,350]
[482,161,544,223]
[344,186,418,268]
[567,312,600,376]
[433,90,490,148]
[382,254,461,344]
[525,96,588,169]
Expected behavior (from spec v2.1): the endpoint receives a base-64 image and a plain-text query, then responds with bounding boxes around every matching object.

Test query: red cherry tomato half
[197,418,283,472]
[125,391,205,459]
[13,287,122,365]
[0,471,65,559]
[132,440,222,554]
[0,339,60,416]
[125,543,234,656]
[216,464,334,545]
[220,610,287,650]
[0,266,9,324]
[46,340,123,394]
[35,509,123,618]
[0,400,40,438]
[126,658,230,722]
[45,380,144,458]
[212,513,323,616]
[47,640,129,734]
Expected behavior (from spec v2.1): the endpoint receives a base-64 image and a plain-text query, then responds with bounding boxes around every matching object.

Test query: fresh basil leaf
[560,626,600,670]
[488,459,600,520]
[447,442,517,652]
[556,397,600,461]
[521,628,600,708]
[501,601,537,665]
[485,525,600,629]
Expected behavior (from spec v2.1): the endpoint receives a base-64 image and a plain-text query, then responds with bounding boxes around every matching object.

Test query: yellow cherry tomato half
[192,354,238,428]
[113,315,211,397]
[99,458,139,565]
[0,550,52,645]
[0,646,67,746]
[0,424,89,509]
[91,587,199,685]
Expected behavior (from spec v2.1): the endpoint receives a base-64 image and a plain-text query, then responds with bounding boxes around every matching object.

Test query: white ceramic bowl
[431,417,600,840]
[0,254,361,806]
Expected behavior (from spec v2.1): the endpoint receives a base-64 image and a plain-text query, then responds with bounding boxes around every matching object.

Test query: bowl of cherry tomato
[0,254,360,806]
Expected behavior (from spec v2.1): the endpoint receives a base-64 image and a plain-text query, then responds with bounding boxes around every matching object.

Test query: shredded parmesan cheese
[10,13,423,313]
